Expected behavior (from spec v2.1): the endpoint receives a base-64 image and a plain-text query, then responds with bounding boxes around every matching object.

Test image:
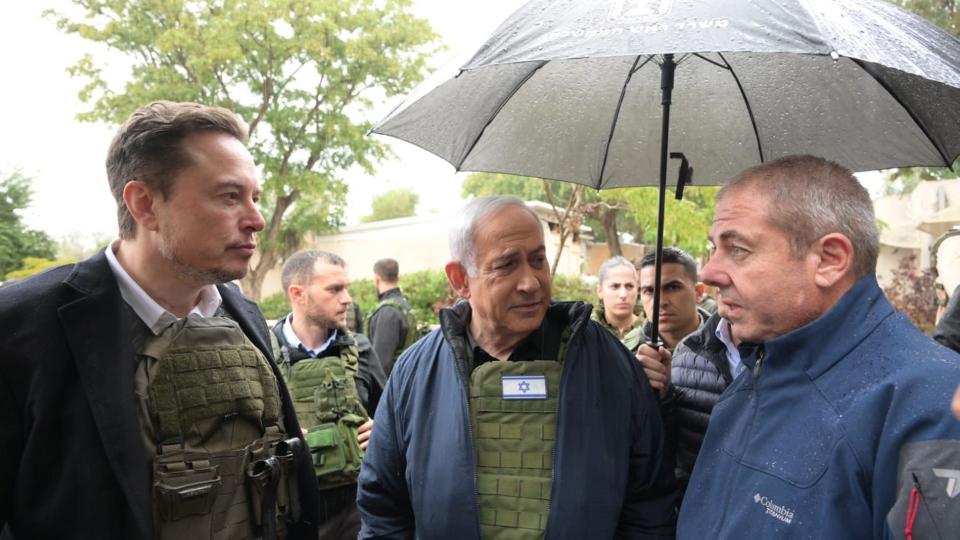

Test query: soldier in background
[271,249,385,540]
[367,258,418,376]
[592,256,644,351]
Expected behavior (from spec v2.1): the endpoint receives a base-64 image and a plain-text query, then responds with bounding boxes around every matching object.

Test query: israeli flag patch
[502,375,547,400]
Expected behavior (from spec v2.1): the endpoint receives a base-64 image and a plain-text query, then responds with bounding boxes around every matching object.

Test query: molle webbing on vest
[141,316,295,540]
[143,317,282,441]
[283,344,365,429]
[470,360,563,539]
[281,340,367,489]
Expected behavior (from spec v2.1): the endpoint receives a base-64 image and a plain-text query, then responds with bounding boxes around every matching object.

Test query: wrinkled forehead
[474,206,544,248]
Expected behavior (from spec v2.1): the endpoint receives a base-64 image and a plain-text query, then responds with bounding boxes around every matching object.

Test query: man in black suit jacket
[0,101,318,539]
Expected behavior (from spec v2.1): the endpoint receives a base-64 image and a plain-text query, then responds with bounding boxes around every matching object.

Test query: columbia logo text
[753,493,795,525]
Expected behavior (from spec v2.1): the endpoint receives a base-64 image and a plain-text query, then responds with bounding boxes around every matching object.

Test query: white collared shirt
[281,314,337,357]
[105,241,222,335]
[715,318,745,378]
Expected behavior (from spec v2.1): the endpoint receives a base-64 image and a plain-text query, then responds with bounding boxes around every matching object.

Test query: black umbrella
[372,0,960,343]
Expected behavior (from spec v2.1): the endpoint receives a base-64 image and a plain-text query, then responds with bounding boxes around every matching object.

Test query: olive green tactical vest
[275,332,368,490]
[140,316,299,540]
[366,296,419,359]
[470,359,564,540]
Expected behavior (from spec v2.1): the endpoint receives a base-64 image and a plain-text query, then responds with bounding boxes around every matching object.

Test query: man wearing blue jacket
[357,196,678,539]
[677,155,960,539]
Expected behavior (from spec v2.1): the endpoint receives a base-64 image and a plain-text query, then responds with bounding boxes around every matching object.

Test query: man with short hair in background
[0,101,318,539]
[634,247,710,397]
[367,258,417,376]
[633,247,720,497]
[637,247,708,352]
[357,196,678,539]
[271,249,385,540]
[677,155,960,538]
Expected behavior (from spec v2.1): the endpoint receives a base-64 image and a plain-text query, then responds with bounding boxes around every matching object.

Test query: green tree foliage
[551,274,595,305]
[883,0,959,194]
[361,187,419,222]
[0,171,57,279]
[619,186,718,259]
[257,291,291,321]
[461,172,717,261]
[462,172,584,203]
[350,269,453,327]
[49,0,439,299]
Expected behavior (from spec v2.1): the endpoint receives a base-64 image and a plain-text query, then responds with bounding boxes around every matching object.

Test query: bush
[883,253,937,335]
[552,273,596,306]
[260,271,597,328]
[353,270,455,328]
[349,278,379,323]
[258,292,290,321]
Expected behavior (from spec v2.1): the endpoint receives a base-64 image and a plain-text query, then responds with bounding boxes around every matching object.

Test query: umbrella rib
[454,60,549,170]
[851,58,952,167]
[717,52,765,163]
[598,55,655,188]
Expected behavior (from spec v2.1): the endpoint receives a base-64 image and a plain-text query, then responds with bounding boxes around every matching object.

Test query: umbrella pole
[650,54,676,349]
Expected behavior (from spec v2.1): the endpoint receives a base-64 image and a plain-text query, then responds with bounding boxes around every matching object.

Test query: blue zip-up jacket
[678,275,960,539]
[357,301,678,539]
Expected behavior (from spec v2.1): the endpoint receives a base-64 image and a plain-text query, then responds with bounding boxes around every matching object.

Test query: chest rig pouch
[280,339,368,490]
[140,316,301,540]
[470,358,564,540]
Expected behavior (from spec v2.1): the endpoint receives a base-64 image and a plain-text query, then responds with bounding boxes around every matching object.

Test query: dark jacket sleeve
[934,285,960,354]
[368,306,405,375]
[617,336,680,538]
[357,365,416,538]
[0,366,21,527]
[354,333,387,417]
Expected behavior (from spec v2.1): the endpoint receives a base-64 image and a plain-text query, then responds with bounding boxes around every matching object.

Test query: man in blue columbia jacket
[677,155,960,539]
[357,196,678,539]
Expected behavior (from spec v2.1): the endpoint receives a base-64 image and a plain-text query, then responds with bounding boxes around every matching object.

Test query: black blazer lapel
[58,251,152,539]
[219,282,273,360]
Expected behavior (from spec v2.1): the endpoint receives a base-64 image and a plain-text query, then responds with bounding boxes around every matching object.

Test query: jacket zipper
[450,306,587,539]
[752,347,765,380]
[451,348,484,539]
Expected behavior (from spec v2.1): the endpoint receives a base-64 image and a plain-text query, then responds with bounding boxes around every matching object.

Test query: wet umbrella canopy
[373,0,960,342]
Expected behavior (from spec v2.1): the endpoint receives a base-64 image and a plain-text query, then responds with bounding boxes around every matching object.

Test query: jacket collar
[58,250,276,540]
[377,287,403,301]
[758,274,894,379]
[439,300,592,382]
[59,249,153,539]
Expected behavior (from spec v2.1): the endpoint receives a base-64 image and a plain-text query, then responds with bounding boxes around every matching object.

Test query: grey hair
[720,155,879,278]
[598,256,637,285]
[448,196,542,276]
[281,249,345,292]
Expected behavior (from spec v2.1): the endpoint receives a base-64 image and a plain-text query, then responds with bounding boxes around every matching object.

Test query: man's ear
[695,282,705,302]
[812,233,854,288]
[287,284,304,306]
[445,261,470,299]
[123,180,160,233]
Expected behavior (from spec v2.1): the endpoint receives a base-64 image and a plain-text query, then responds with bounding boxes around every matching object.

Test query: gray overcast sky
[0,0,527,244]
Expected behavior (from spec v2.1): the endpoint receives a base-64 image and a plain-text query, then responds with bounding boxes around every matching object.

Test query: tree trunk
[544,182,582,278]
[601,207,622,257]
